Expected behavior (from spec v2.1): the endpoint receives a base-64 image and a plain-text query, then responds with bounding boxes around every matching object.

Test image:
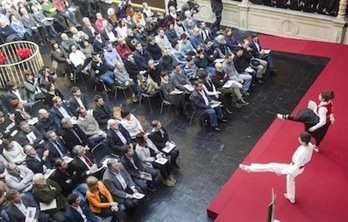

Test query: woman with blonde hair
[86,176,126,221]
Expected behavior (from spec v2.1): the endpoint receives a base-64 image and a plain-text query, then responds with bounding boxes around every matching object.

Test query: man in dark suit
[189,80,226,132]
[24,145,51,174]
[120,145,157,192]
[82,17,96,41]
[92,95,112,131]
[149,120,181,169]
[6,189,51,222]
[50,158,88,201]
[65,194,100,222]
[123,51,141,82]
[37,108,61,135]
[50,96,75,124]
[18,121,46,153]
[106,119,133,156]
[70,86,89,116]
[45,130,71,163]
[133,42,152,71]
[61,117,90,152]
[103,158,143,210]
[71,145,104,180]
[248,32,276,75]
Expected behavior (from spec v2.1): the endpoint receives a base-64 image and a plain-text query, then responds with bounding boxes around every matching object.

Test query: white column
[337,0,347,18]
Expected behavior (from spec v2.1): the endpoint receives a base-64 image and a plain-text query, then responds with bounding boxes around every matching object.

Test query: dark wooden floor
[45,51,327,221]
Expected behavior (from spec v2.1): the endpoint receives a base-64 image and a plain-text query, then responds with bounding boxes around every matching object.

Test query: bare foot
[284,193,295,204]
[239,164,251,172]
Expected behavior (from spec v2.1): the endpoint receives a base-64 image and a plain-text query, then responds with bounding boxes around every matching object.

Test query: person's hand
[127,194,133,199]
[43,149,49,160]
[39,140,45,145]
[308,127,314,132]
[330,114,335,124]
[165,141,170,147]
[156,153,162,159]
[110,202,118,207]
[90,165,98,173]
[131,187,138,193]
[111,205,119,212]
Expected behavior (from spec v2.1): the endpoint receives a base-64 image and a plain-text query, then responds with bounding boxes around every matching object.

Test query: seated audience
[183,55,200,82]
[104,42,123,70]
[2,139,26,165]
[93,32,106,53]
[137,73,159,95]
[51,158,88,201]
[24,145,51,174]
[120,108,145,139]
[91,52,115,89]
[189,80,227,132]
[23,70,45,103]
[170,63,193,94]
[93,95,113,131]
[106,119,133,156]
[61,117,90,151]
[146,36,163,61]
[50,96,74,124]
[44,82,65,108]
[65,193,101,222]
[159,48,175,74]
[12,99,35,126]
[149,120,181,169]
[120,144,158,191]
[45,130,70,163]
[103,158,143,210]
[37,109,60,135]
[32,173,68,222]
[86,176,125,221]
[76,107,106,145]
[135,132,176,186]
[50,41,73,80]
[133,41,152,71]
[145,59,162,85]
[69,86,89,115]
[6,189,50,222]
[223,27,240,52]
[249,32,276,75]
[5,163,34,194]
[116,37,132,60]
[18,121,46,153]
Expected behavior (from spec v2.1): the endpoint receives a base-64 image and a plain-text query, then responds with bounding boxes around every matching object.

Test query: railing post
[338,0,347,18]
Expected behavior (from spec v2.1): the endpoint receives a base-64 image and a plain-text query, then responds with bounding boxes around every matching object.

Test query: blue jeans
[100,71,115,87]
[72,183,88,201]
[0,207,9,222]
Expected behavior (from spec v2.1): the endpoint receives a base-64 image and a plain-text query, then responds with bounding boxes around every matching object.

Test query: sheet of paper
[39,199,57,211]
[25,207,36,222]
[133,193,145,199]
[184,84,194,92]
[155,158,168,165]
[140,172,153,181]
[170,90,183,95]
[307,100,317,112]
[261,49,271,54]
[214,58,225,63]
[162,142,176,153]
[27,117,38,125]
[211,101,221,108]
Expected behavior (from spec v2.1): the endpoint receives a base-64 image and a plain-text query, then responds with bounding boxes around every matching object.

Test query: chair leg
[189,112,195,124]
[160,102,164,114]
[114,87,118,99]
[147,97,152,112]
[122,88,127,99]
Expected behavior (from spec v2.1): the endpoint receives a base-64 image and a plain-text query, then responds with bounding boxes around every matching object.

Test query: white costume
[244,143,314,201]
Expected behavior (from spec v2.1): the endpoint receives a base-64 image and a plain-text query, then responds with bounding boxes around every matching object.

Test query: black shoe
[238,100,249,106]
[257,78,264,84]
[213,127,221,132]
[147,186,156,192]
[171,163,180,169]
[225,108,233,114]
[270,70,277,76]
[232,103,242,109]
[218,119,227,123]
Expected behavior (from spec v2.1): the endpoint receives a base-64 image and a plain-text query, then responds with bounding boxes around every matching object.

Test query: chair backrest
[30,100,47,117]
[91,142,110,164]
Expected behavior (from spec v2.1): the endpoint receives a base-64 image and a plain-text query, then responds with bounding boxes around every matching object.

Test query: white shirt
[114,172,127,190]
[69,50,86,67]
[74,96,85,109]
[198,90,209,106]
[12,90,23,102]
[283,143,314,175]
[120,114,144,138]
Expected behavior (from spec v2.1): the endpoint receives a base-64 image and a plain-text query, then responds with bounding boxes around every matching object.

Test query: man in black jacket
[92,95,112,131]
[149,120,181,168]
[120,145,157,191]
[106,119,133,156]
[61,117,90,152]
[50,158,88,200]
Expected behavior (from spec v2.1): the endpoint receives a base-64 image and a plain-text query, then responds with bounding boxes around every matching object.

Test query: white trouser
[247,163,304,200]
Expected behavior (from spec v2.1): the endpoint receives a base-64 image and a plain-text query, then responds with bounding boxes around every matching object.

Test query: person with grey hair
[103,158,143,210]
[5,163,34,195]
[106,119,133,156]
[24,144,51,174]
[32,173,68,221]
[71,145,104,179]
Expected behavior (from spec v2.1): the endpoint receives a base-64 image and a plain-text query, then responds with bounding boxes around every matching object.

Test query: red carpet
[207,36,348,221]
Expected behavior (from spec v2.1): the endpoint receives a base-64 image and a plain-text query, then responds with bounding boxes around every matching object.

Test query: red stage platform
[207,36,348,221]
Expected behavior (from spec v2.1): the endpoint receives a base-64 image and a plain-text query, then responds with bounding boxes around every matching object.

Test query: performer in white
[239,132,314,204]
